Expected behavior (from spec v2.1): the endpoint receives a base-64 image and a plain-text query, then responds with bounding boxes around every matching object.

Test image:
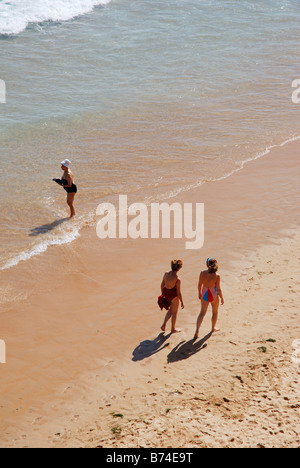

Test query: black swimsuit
[62,178,77,194]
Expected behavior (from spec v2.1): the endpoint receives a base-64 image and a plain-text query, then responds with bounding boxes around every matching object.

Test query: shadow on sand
[167,332,212,363]
[132,332,171,362]
[29,218,69,237]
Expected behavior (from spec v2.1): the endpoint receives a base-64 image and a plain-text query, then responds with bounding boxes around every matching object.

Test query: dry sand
[31,231,300,448]
[90,233,300,449]
[0,139,299,448]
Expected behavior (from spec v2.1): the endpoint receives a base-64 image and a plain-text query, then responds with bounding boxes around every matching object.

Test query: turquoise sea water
[0,0,299,269]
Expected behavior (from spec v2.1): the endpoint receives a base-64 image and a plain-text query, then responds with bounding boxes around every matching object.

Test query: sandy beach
[62,231,300,449]
[0,138,299,448]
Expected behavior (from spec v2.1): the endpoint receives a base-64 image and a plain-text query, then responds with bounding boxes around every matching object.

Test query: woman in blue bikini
[194,258,224,340]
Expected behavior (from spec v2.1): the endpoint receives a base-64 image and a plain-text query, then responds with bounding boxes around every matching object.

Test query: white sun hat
[61,159,71,168]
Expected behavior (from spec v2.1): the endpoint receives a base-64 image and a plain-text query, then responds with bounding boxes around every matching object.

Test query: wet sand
[0,139,299,448]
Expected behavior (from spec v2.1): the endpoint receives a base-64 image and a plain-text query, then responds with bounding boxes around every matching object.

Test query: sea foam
[2,226,80,271]
[0,0,111,35]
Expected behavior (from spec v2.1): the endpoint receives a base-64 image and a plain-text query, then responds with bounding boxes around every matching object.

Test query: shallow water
[0,0,299,269]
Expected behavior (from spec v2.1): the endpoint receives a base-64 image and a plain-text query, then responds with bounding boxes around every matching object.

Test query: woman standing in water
[160,260,184,334]
[57,159,77,218]
[194,258,224,340]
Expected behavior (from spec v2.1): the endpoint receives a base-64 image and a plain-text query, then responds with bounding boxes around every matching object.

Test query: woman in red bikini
[194,258,224,340]
[160,260,184,334]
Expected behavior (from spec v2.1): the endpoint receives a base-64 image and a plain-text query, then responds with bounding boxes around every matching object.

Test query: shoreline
[0,138,299,447]
[1,134,299,273]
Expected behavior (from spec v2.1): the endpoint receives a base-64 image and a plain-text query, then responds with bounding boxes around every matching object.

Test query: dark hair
[171,259,183,272]
[207,258,218,274]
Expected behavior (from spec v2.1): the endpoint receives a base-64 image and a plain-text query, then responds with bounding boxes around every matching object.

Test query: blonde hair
[207,258,219,274]
[171,259,183,272]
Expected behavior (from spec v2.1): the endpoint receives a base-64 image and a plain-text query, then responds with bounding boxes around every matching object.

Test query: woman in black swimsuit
[60,159,77,217]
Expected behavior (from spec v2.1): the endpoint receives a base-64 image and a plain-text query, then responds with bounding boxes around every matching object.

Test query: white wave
[2,225,80,270]
[204,134,300,185]
[149,134,300,201]
[1,205,96,271]
[0,0,111,35]
[279,134,300,147]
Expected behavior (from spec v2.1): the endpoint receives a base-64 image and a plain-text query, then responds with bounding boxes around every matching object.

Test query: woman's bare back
[164,271,178,289]
[201,270,219,288]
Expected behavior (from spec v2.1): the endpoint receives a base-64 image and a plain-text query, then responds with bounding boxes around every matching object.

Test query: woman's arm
[161,274,166,294]
[176,279,184,309]
[198,272,203,300]
[216,275,224,305]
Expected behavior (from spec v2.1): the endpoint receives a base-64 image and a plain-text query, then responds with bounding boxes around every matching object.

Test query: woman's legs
[170,298,181,333]
[194,300,209,339]
[211,297,220,332]
[161,310,172,332]
[67,193,76,217]
[161,298,181,333]
[194,297,220,339]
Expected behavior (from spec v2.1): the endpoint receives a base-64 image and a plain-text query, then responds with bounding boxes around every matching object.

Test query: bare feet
[161,325,166,332]
[171,328,182,334]
[212,328,221,333]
